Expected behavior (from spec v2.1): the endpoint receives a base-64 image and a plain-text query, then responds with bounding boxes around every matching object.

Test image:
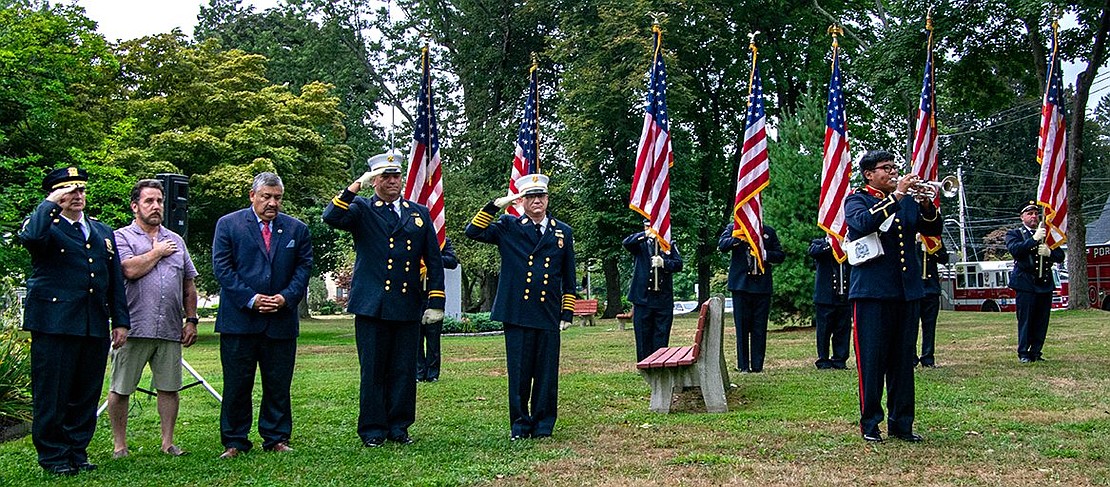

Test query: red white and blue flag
[732,46,770,272]
[629,25,673,251]
[506,62,541,217]
[818,42,851,263]
[404,46,446,247]
[910,21,942,252]
[1037,21,1068,249]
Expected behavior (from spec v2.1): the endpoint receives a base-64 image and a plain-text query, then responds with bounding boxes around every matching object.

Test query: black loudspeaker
[156,173,189,240]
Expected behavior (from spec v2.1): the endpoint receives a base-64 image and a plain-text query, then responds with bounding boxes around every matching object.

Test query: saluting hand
[494,192,522,209]
[46,185,80,204]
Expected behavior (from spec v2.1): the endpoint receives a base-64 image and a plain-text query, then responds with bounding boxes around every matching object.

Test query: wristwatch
[185,317,199,325]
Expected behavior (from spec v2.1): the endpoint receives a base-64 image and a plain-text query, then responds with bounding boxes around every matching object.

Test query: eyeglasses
[872,164,900,173]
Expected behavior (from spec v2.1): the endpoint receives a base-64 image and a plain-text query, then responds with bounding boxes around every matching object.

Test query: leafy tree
[105,33,352,292]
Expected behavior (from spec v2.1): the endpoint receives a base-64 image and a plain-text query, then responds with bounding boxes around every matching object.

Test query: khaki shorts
[109,337,182,394]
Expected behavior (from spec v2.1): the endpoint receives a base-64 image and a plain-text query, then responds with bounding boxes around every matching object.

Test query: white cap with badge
[514,173,549,196]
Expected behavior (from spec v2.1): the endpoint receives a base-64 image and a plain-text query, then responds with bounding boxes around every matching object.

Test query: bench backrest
[573,299,599,314]
[691,301,709,361]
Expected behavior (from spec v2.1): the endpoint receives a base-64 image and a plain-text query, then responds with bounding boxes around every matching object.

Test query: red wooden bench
[615,310,633,331]
[635,297,728,413]
[572,299,598,327]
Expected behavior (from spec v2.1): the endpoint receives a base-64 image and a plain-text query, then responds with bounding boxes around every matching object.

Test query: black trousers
[219,333,297,451]
[355,315,418,441]
[814,302,852,368]
[852,299,919,436]
[731,291,770,372]
[29,332,109,469]
[1015,291,1052,360]
[631,304,673,362]
[416,320,443,381]
[918,294,940,365]
[504,324,560,438]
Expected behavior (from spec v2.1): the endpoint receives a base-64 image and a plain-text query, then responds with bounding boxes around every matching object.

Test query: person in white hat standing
[465,174,576,440]
[323,152,445,447]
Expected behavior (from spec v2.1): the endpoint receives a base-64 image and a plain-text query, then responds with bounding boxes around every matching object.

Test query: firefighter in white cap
[465,173,576,440]
[323,152,445,447]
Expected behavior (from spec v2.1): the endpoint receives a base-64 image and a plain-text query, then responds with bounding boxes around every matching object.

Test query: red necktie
[262,221,272,251]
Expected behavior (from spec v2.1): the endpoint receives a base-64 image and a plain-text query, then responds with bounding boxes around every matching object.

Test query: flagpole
[1038,18,1061,279]
[650,24,662,291]
[530,52,540,174]
[923,10,933,281]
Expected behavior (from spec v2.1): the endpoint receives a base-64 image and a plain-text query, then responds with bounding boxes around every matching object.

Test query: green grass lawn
[1,309,1109,486]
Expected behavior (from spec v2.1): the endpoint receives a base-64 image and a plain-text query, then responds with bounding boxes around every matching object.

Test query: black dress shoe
[830,363,848,370]
[892,432,924,442]
[43,464,77,476]
[388,434,415,445]
[74,461,98,472]
[861,432,884,443]
[1019,357,1034,363]
[363,437,386,447]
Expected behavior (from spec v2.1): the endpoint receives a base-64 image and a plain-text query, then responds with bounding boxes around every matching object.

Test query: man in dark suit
[323,153,445,447]
[211,172,313,459]
[1005,201,1065,363]
[718,222,785,373]
[808,236,852,370]
[18,167,130,476]
[417,237,459,383]
[844,150,942,443]
[622,220,683,362]
[465,174,576,440]
[916,240,949,368]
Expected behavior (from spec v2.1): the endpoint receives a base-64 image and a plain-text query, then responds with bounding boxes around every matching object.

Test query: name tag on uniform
[845,232,883,265]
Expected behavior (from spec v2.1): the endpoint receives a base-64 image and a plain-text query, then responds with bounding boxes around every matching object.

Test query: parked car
[673,301,698,315]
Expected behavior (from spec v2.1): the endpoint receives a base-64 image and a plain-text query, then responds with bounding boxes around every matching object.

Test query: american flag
[404,46,446,247]
[630,25,673,251]
[732,47,769,272]
[506,62,541,217]
[818,43,851,263]
[910,21,942,252]
[1037,22,1068,249]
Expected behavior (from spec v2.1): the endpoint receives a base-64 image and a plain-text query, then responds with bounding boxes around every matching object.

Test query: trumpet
[896,174,959,198]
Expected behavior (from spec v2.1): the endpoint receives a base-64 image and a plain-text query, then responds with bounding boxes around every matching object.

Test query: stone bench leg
[642,370,676,413]
[696,362,728,413]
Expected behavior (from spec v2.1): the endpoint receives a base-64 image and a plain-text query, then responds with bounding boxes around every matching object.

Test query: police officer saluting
[466,174,576,440]
[622,219,683,362]
[18,167,130,475]
[324,152,445,447]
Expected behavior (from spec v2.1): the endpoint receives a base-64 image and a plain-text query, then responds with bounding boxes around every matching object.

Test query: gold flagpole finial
[530,51,538,69]
[828,25,843,48]
[748,31,760,54]
[926,7,934,31]
[649,12,667,29]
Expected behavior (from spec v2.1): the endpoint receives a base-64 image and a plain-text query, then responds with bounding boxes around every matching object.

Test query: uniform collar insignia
[863,185,886,198]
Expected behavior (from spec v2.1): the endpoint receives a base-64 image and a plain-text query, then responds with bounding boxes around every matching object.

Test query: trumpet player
[1005,201,1065,363]
[844,150,942,443]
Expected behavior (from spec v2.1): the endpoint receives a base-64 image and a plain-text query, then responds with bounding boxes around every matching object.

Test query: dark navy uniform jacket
[212,208,313,339]
[466,202,576,329]
[919,243,950,296]
[718,223,785,294]
[1005,226,1064,294]
[622,232,683,308]
[323,190,445,321]
[844,186,942,301]
[808,237,852,305]
[18,201,130,337]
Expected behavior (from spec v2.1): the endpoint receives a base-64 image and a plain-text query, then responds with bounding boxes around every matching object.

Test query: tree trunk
[602,256,621,318]
[298,291,310,319]
[1065,0,1110,309]
[479,272,498,312]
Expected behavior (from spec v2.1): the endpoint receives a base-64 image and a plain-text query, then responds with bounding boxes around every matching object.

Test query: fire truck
[1085,244,1110,311]
[945,260,1068,312]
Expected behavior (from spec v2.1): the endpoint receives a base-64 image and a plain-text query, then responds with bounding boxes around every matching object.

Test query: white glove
[559,320,572,331]
[422,308,445,324]
[1032,226,1046,242]
[355,171,374,189]
[494,193,522,209]
[650,255,664,268]
[1037,243,1051,257]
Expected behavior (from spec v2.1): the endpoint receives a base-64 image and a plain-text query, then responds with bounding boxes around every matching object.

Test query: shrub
[315,300,346,315]
[442,312,503,334]
[197,305,219,318]
[0,278,32,426]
